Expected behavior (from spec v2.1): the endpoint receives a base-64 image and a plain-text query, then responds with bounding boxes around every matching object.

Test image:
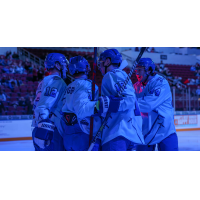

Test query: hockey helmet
[135,58,155,74]
[44,53,69,72]
[98,49,122,67]
[68,56,91,76]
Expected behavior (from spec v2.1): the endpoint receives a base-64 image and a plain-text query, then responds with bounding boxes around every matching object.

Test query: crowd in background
[0,51,44,115]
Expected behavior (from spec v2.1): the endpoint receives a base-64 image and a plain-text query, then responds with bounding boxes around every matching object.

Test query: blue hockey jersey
[100,69,145,146]
[32,75,67,135]
[134,74,176,145]
[61,78,101,137]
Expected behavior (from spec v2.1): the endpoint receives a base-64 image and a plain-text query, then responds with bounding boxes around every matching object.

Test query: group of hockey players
[31,48,179,151]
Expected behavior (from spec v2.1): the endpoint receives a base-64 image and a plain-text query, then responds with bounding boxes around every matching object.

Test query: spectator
[190,65,196,72]
[12,52,19,59]
[28,62,34,74]
[163,67,172,78]
[184,78,195,85]
[15,61,25,74]
[7,56,13,66]
[1,75,7,86]
[9,65,15,74]
[5,51,11,59]
[0,55,6,66]
[196,86,200,96]
[8,81,17,92]
[26,97,34,114]
[32,65,38,81]
[0,90,6,101]
[2,65,10,73]
[159,60,165,69]
[151,47,155,53]
[29,91,35,99]
[135,47,139,52]
[11,101,18,109]
[24,58,31,71]
[195,62,200,70]
[195,69,200,77]
[196,77,200,85]
[0,100,5,115]
[155,64,164,73]
[37,66,44,81]
[18,97,27,107]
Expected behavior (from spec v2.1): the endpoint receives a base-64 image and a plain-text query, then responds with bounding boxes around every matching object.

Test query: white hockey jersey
[32,75,67,134]
[134,74,176,145]
[61,78,101,137]
[100,69,144,146]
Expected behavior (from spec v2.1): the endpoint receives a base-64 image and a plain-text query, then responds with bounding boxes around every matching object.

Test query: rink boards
[0,114,200,142]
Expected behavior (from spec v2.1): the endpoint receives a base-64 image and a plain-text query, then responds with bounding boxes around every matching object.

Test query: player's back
[33,75,67,128]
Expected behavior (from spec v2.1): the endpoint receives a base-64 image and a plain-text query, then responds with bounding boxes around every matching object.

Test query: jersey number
[67,87,75,94]
[44,87,58,98]
[134,101,141,116]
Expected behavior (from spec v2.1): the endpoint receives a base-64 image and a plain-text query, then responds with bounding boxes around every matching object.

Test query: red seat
[4,88,11,93]
[7,111,15,115]
[15,110,24,115]
[20,88,27,93]
[10,93,18,97]
[10,97,18,101]
[13,88,20,93]
[16,106,24,111]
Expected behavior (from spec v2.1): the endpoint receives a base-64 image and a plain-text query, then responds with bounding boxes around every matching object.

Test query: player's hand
[96,95,123,115]
[34,120,55,149]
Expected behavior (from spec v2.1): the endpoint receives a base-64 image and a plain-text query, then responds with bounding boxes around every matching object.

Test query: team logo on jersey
[115,82,127,92]
[149,89,154,94]
[67,87,75,94]
[155,88,161,96]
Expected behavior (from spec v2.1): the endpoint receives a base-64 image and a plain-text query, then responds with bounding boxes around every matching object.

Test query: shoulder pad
[86,79,92,83]
[53,76,61,80]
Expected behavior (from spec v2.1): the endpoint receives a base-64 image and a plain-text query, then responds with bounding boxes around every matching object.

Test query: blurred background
[0,47,200,151]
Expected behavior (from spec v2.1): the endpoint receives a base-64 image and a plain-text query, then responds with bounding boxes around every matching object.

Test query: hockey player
[32,53,68,151]
[61,56,101,151]
[133,58,178,151]
[96,49,145,151]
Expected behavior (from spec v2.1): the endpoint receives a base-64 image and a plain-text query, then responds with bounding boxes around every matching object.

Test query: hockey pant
[136,133,178,151]
[63,123,101,151]
[101,136,136,151]
[32,127,64,151]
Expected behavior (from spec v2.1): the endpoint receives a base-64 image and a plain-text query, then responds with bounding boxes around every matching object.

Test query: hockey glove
[95,95,123,115]
[34,119,55,149]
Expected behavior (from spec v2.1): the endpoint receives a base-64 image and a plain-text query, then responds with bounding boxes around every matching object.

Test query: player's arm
[138,81,171,113]
[100,72,136,113]
[72,83,98,119]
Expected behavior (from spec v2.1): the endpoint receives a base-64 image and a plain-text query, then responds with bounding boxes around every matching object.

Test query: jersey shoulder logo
[155,88,161,96]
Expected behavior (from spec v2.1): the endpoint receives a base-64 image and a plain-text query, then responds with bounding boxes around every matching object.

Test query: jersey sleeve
[34,78,65,121]
[137,78,171,113]
[102,71,136,112]
[72,82,97,119]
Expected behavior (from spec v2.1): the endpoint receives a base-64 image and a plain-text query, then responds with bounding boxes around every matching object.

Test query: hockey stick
[89,47,98,146]
[88,47,147,151]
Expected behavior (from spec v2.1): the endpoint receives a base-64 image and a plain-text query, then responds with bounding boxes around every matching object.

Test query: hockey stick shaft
[88,47,147,151]
[89,47,98,145]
